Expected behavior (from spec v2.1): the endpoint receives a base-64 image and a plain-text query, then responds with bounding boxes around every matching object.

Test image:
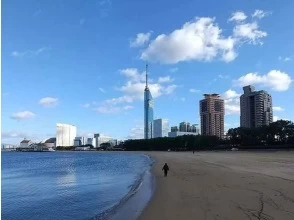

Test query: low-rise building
[94,133,116,148]
[74,137,86,146]
[19,139,33,148]
[43,138,56,148]
[168,131,199,138]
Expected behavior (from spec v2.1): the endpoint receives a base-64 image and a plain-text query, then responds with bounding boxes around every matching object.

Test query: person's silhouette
[162,163,169,177]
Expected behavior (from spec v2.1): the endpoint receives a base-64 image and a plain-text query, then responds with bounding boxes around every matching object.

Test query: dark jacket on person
[162,164,169,172]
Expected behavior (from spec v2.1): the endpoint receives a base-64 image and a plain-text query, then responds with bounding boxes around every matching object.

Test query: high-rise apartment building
[153,119,169,138]
[144,65,154,139]
[171,126,179,132]
[200,94,224,138]
[56,123,77,147]
[240,85,273,128]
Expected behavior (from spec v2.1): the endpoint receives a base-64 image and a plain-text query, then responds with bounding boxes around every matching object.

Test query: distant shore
[139,151,294,220]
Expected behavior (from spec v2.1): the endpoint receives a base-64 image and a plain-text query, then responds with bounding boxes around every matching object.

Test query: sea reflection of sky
[56,167,77,187]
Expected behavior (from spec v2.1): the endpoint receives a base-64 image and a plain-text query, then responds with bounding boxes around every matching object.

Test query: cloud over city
[94,68,177,114]
[10,111,35,120]
[137,10,268,64]
[233,70,292,91]
[39,97,58,107]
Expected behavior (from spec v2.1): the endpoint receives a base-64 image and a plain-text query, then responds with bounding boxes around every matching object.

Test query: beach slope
[139,151,294,220]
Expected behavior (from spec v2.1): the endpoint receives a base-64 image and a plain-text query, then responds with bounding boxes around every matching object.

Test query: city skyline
[2,0,294,144]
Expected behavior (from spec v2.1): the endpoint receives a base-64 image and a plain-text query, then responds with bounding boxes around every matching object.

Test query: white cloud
[229,11,247,22]
[130,32,152,47]
[2,131,27,139]
[140,11,268,64]
[252,10,269,19]
[189,89,201,93]
[11,47,49,58]
[234,70,292,91]
[127,121,144,140]
[10,111,35,120]
[273,116,279,122]
[214,74,230,81]
[233,22,267,45]
[273,106,285,112]
[279,56,291,62]
[141,17,238,64]
[120,68,145,82]
[158,76,173,83]
[169,67,179,73]
[99,88,106,93]
[117,68,177,101]
[39,97,58,107]
[95,68,177,113]
[222,89,241,115]
[95,105,133,114]
[222,89,240,99]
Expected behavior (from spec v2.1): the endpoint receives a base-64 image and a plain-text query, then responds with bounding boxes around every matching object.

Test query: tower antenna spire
[145,63,148,88]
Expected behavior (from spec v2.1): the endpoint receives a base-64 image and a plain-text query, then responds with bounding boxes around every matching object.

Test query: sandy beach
[139,151,294,220]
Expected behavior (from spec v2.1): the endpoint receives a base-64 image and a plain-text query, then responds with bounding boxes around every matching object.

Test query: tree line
[123,120,294,151]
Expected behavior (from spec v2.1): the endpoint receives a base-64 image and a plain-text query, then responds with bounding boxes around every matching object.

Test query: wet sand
[139,151,294,220]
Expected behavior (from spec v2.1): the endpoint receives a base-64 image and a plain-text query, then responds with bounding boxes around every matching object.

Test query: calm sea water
[1,152,152,220]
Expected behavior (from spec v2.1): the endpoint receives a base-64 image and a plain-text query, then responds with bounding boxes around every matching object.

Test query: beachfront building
[74,137,86,146]
[240,85,273,128]
[86,138,95,147]
[56,123,77,147]
[42,138,56,148]
[19,139,33,148]
[153,119,169,138]
[94,133,117,148]
[200,94,224,138]
[144,64,154,139]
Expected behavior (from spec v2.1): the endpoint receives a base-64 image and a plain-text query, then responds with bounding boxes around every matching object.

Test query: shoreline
[139,151,294,220]
[99,153,155,220]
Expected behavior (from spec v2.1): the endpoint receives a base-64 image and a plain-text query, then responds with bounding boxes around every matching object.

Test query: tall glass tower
[144,64,154,139]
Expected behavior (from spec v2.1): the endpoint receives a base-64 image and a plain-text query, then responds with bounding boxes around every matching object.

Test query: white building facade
[94,133,116,148]
[56,123,77,147]
[153,119,169,138]
[19,140,33,148]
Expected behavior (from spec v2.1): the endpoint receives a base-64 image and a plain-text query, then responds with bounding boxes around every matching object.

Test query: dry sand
[139,151,294,220]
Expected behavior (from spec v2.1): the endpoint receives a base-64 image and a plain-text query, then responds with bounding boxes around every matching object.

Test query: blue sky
[2,0,294,144]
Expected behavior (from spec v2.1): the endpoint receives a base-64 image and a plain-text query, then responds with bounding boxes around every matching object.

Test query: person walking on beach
[162,163,169,177]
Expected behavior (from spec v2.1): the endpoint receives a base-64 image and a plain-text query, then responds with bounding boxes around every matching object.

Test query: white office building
[56,123,77,147]
[94,133,116,148]
[153,119,169,138]
[86,138,96,147]
[74,137,86,146]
